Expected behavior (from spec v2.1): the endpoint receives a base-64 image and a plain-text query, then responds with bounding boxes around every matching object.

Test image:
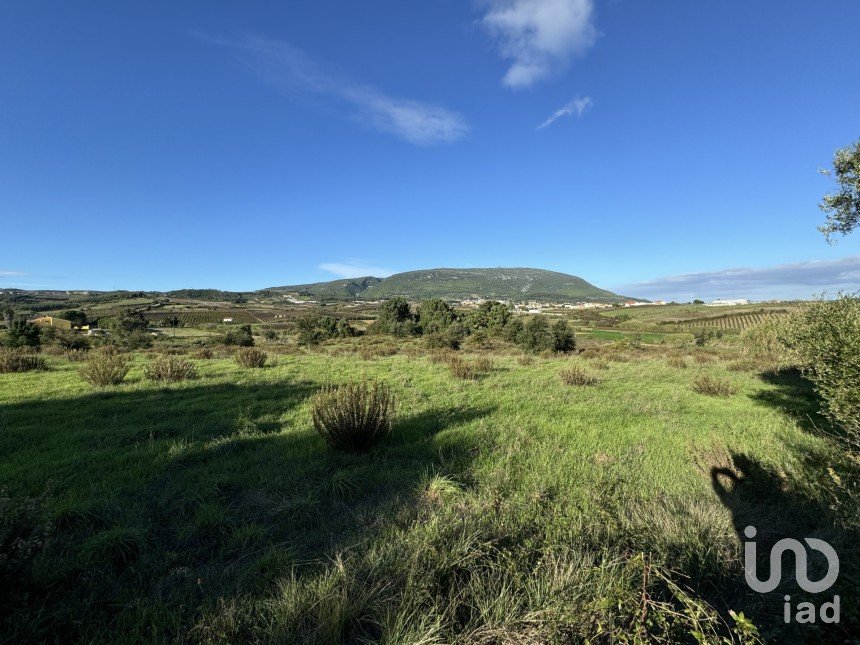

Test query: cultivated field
[1,322,857,642]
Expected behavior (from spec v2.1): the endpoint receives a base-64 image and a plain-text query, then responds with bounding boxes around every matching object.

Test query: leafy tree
[3,307,15,328]
[111,310,149,334]
[296,314,356,346]
[3,319,40,348]
[223,324,254,347]
[551,319,576,352]
[372,298,417,336]
[518,315,554,353]
[417,299,457,334]
[60,310,88,327]
[780,295,860,454]
[503,317,524,344]
[468,301,511,333]
[819,139,860,241]
[692,299,704,305]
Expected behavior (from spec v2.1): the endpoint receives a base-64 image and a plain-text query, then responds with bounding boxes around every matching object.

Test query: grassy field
[1,335,857,642]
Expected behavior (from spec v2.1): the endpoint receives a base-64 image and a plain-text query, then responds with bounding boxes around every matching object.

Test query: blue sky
[2,1,859,300]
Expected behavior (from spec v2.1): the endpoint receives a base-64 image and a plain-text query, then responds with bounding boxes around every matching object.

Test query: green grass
[0,341,856,642]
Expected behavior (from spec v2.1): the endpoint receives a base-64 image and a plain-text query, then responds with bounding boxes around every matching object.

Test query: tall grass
[312,381,395,452]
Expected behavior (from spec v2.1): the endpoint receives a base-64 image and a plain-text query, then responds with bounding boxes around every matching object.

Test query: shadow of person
[710,452,857,642]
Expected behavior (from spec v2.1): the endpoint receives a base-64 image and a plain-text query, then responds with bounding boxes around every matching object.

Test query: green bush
[235,347,268,368]
[2,320,40,349]
[79,350,130,387]
[144,356,198,382]
[0,348,46,373]
[518,316,554,353]
[371,298,417,337]
[551,319,576,352]
[312,381,395,452]
[425,326,464,350]
[417,299,457,334]
[780,295,860,449]
[222,324,254,347]
[296,314,355,346]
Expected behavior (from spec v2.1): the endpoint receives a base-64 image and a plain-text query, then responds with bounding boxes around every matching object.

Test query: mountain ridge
[269,267,634,302]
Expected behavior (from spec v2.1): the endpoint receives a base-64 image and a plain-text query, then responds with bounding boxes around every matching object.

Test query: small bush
[193,347,214,360]
[692,375,735,397]
[0,348,46,373]
[144,356,197,382]
[447,356,477,380]
[63,348,89,362]
[472,356,494,373]
[79,350,130,387]
[235,347,268,368]
[312,381,395,452]
[667,356,688,369]
[425,330,461,350]
[560,365,599,386]
[516,354,534,366]
[428,349,456,364]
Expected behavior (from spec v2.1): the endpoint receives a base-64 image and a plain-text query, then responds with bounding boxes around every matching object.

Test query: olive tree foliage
[819,139,860,241]
[780,295,860,454]
[372,297,418,337]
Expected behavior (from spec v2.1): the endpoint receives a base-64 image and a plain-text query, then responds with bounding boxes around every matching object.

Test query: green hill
[361,268,626,302]
[266,276,383,300]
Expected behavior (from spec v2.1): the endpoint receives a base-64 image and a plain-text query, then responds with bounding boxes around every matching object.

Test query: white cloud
[202,34,469,146]
[537,95,592,129]
[0,271,25,277]
[319,262,394,279]
[614,256,860,302]
[479,0,598,89]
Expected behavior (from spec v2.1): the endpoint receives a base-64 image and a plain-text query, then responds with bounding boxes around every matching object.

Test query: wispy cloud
[537,95,592,129]
[201,34,469,146]
[319,262,394,280]
[479,0,598,89]
[615,257,860,302]
[0,270,26,277]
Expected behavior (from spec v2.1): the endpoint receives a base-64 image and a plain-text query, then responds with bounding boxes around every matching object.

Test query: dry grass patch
[667,356,688,369]
[312,381,395,453]
[79,349,130,386]
[0,348,47,373]
[144,356,198,382]
[692,374,735,397]
[516,353,534,366]
[559,365,599,386]
[234,347,268,368]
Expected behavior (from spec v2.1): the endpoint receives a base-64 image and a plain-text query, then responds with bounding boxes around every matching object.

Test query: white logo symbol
[743,526,839,594]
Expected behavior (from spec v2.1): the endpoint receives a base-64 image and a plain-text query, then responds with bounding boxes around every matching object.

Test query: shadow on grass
[0,381,494,641]
[750,367,832,436]
[711,452,858,641]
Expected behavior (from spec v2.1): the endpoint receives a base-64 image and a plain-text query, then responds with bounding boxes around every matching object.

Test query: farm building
[29,316,73,330]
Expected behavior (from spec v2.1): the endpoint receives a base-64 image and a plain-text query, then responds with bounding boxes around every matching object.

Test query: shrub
[667,356,687,369]
[312,381,395,452]
[472,356,494,373]
[297,314,356,346]
[193,347,214,360]
[0,348,46,373]
[79,350,130,386]
[552,319,576,353]
[371,298,417,337]
[425,329,462,350]
[447,356,477,380]
[63,349,89,362]
[780,295,860,451]
[222,324,254,347]
[235,347,268,368]
[692,375,735,397]
[2,320,40,349]
[519,316,554,353]
[143,356,197,382]
[559,365,598,386]
[516,353,534,366]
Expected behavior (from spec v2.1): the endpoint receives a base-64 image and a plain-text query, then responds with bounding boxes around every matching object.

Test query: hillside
[361,268,628,302]
[266,276,383,300]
